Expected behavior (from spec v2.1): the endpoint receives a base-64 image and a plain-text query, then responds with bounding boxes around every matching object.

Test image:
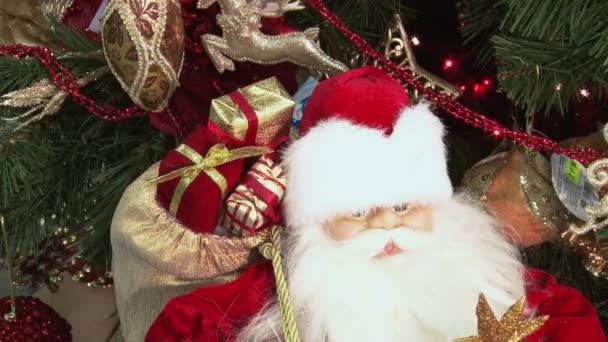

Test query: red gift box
[222,155,287,236]
[155,126,269,233]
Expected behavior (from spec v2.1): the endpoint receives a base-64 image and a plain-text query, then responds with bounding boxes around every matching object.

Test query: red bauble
[0,296,71,342]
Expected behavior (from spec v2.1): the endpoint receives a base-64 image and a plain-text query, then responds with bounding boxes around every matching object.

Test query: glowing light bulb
[411,36,420,46]
[473,84,480,93]
[555,83,562,91]
[579,88,590,97]
[459,85,466,92]
[493,129,501,136]
[483,78,491,86]
[443,58,454,70]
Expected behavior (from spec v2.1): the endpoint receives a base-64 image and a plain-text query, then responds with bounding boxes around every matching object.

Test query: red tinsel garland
[2,2,606,164]
[0,45,145,122]
[304,0,607,165]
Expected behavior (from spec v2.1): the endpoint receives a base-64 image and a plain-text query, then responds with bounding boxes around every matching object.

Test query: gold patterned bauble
[101,0,185,111]
[454,293,548,342]
[111,162,270,341]
[197,0,346,75]
[0,0,73,48]
[462,147,575,246]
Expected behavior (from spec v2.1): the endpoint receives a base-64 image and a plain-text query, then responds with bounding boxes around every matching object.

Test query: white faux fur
[236,194,526,342]
[282,103,452,227]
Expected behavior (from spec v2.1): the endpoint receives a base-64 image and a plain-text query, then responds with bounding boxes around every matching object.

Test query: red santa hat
[282,66,453,227]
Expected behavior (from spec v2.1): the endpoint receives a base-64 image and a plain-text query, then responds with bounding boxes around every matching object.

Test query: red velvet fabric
[156,126,245,233]
[299,66,410,137]
[524,268,605,342]
[146,262,275,342]
[146,264,605,341]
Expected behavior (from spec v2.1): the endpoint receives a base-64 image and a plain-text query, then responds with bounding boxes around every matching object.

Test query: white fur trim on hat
[282,103,453,227]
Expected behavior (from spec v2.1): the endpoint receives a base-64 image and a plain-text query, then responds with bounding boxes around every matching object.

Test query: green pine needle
[48,17,101,53]
[459,0,608,114]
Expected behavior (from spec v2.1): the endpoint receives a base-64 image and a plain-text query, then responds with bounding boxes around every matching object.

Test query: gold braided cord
[259,225,301,342]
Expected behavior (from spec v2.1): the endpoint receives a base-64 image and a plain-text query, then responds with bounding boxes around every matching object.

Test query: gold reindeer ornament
[197,0,347,75]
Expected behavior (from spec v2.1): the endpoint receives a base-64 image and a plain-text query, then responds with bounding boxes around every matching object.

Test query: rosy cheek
[325,219,368,241]
[399,207,433,231]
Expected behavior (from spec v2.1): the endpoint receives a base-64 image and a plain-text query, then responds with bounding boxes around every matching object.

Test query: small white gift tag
[551,154,599,220]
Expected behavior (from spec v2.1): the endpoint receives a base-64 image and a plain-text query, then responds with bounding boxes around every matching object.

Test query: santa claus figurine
[146,67,605,342]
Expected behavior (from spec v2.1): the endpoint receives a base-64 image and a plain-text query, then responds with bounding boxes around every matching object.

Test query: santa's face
[237,196,525,342]
[323,203,433,258]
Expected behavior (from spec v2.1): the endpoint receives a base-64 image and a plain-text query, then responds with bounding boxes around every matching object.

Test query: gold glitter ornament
[462,147,575,246]
[1,67,108,131]
[101,0,185,111]
[197,0,347,75]
[562,230,608,279]
[454,293,548,342]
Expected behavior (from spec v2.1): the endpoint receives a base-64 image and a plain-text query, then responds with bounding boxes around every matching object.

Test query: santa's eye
[392,203,410,213]
[351,209,368,218]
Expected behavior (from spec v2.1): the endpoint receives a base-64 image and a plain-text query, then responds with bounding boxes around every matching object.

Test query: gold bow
[151,143,271,215]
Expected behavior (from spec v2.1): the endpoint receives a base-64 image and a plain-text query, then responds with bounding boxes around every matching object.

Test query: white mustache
[333,227,434,259]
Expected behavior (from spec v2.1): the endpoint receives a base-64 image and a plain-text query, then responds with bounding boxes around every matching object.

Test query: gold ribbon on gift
[150,143,271,215]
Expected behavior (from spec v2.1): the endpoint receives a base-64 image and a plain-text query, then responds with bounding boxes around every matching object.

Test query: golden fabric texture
[150,143,270,215]
[101,0,185,111]
[111,163,269,341]
[0,0,72,48]
[223,156,287,236]
[462,147,575,246]
[454,294,548,342]
[210,77,295,146]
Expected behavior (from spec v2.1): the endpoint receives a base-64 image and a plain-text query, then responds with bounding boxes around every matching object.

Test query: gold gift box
[209,77,295,146]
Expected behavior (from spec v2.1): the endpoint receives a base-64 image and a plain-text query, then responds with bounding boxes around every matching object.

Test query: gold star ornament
[454,293,549,342]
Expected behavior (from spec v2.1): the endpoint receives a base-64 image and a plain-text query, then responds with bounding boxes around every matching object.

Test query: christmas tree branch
[459,0,608,113]
[0,21,174,266]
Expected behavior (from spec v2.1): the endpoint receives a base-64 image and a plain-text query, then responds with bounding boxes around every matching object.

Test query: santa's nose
[367,207,400,229]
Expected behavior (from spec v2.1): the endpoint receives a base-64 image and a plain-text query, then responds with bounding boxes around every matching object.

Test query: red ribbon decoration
[304,0,607,165]
[228,90,260,144]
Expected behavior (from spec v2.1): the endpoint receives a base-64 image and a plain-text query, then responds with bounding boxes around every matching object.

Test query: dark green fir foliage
[459,0,608,114]
[0,21,175,267]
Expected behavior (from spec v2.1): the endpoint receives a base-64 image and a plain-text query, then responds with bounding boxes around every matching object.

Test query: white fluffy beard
[237,194,525,342]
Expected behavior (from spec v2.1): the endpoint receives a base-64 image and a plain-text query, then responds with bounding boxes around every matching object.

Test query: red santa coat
[146,263,605,342]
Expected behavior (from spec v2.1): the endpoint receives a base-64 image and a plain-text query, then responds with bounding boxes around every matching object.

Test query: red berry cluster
[305,0,608,165]
[0,45,146,122]
[0,297,71,341]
